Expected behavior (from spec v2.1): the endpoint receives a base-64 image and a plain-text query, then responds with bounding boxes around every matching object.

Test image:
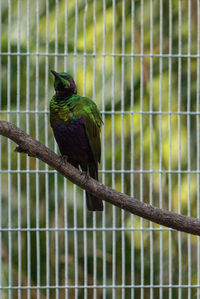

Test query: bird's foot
[59,155,68,166]
[81,169,90,182]
[81,170,87,176]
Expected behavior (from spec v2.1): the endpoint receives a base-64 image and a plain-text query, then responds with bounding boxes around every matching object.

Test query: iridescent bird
[50,70,103,211]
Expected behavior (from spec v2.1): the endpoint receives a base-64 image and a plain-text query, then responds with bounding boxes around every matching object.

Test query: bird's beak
[51,70,61,79]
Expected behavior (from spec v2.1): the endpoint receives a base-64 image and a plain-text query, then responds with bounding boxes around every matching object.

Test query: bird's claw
[81,170,90,181]
[81,170,88,176]
[59,155,68,166]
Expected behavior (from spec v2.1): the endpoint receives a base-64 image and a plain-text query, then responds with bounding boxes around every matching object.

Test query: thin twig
[0,120,200,235]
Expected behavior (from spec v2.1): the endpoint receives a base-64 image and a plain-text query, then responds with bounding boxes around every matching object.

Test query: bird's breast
[51,118,91,162]
[50,100,73,124]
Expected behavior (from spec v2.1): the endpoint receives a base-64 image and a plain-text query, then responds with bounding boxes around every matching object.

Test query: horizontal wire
[0,227,175,232]
[0,110,48,114]
[0,170,200,174]
[1,52,200,58]
[1,110,200,115]
[0,284,199,289]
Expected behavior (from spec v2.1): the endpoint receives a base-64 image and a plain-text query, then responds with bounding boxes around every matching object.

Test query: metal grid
[0,0,200,298]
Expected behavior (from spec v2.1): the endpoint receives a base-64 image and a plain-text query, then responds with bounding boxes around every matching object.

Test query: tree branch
[0,120,199,235]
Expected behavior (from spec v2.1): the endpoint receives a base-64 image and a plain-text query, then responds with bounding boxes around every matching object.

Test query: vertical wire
[83,187,87,299]
[64,1,68,298]
[26,1,31,298]
[64,0,68,70]
[159,1,163,298]
[121,0,125,298]
[130,0,135,297]
[102,1,106,298]
[92,1,97,298]
[0,0,2,297]
[74,1,78,298]
[149,1,154,298]
[130,0,135,298]
[54,1,59,298]
[112,0,116,298]
[168,1,172,298]
[83,2,88,298]
[63,142,69,296]
[7,1,12,297]
[73,181,78,299]
[140,1,144,298]
[187,1,191,298]
[35,1,40,297]
[178,1,182,297]
[83,193,87,298]
[83,0,88,96]
[73,0,78,79]
[45,1,50,298]
[17,1,21,298]
[197,1,200,298]
[63,166,68,299]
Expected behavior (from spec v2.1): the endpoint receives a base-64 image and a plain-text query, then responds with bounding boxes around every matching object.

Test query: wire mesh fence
[0,0,200,298]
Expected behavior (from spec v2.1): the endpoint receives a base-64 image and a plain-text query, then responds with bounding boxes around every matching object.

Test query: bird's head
[51,70,77,96]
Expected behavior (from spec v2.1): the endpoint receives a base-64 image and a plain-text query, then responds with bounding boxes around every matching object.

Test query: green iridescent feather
[50,94,103,163]
[50,70,103,211]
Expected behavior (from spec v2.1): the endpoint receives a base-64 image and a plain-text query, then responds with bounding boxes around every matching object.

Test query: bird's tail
[86,163,103,211]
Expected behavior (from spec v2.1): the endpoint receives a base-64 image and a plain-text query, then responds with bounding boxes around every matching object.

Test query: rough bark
[0,120,200,235]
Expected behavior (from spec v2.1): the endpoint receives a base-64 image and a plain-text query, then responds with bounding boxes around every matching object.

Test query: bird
[50,70,103,211]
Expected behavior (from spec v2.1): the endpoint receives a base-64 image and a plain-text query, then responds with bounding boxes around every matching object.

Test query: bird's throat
[55,89,74,99]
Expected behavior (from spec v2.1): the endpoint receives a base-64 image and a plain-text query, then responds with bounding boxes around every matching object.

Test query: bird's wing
[70,96,103,163]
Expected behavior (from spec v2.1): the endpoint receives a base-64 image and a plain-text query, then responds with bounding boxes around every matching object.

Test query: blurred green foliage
[0,0,200,298]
